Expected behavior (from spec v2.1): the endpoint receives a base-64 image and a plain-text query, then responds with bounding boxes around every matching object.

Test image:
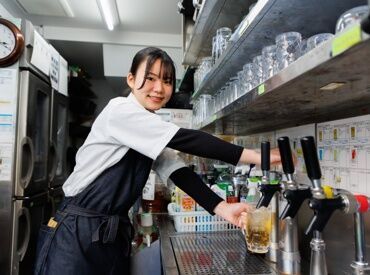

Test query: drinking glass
[243,206,272,254]
[275,32,302,72]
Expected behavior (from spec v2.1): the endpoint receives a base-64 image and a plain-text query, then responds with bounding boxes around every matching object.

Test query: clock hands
[0,42,11,51]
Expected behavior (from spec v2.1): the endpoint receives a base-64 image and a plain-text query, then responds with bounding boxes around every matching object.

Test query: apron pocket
[34,213,65,274]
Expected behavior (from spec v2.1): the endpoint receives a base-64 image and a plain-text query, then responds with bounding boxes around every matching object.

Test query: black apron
[34,149,153,275]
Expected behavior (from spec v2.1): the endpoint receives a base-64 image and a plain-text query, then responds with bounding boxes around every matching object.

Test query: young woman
[34,47,281,274]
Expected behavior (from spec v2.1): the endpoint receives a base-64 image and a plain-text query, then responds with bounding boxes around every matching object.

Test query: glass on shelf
[253,55,264,85]
[261,45,277,81]
[199,94,213,122]
[229,76,240,103]
[212,36,217,65]
[237,70,247,98]
[242,63,257,93]
[306,33,334,52]
[275,32,302,72]
[335,5,369,33]
[216,27,232,61]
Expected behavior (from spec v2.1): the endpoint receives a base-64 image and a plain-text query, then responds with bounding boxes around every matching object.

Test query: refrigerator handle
[20,136,34,189]
[18,207,31,261]
[48,141,57,182]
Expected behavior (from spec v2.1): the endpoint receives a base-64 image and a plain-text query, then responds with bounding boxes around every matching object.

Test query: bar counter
[154,214,282,275]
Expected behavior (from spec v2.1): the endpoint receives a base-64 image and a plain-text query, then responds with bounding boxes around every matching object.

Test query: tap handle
[261,141,270,171]
[280,187,312,219]
[278,136,295,174]
[300,136,321,181]
[256,184,281,208]
[305,197,344,234]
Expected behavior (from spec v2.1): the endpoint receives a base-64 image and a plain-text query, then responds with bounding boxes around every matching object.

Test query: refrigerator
[0,19,68,275]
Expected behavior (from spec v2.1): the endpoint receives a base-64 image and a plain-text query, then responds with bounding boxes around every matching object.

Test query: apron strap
[64,204,130,244]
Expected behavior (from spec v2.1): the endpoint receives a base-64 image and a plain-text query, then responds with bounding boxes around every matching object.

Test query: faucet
[300,136,364,275]
[351,194,370,275]
[277,136,312,275]
[256,141,281,263]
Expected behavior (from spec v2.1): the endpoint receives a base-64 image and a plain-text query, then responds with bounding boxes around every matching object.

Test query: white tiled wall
[317,114,370,196]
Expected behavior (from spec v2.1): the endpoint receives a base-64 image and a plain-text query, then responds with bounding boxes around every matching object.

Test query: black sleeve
[170,167,223,215]
[167,128,244,166]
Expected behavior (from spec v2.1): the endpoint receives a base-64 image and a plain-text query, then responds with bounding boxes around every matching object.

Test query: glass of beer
[243,206,272,253]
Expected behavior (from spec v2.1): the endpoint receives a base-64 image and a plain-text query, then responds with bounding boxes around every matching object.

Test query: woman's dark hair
[129,47,176,94]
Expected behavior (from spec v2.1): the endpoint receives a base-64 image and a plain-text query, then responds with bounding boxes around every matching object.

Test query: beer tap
[277,136,311,275]
[351,195,370,275]
[301,136,358,275]
[256,141,281,263]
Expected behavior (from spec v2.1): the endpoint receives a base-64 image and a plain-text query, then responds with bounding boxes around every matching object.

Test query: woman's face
[127,58,173,111]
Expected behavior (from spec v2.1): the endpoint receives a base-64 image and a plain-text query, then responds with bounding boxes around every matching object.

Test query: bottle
[226,183,238,203]
[246,177,261,204]
[239,183,249,203]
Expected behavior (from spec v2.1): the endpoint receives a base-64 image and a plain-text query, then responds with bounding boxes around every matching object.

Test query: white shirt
[63,93,180,196]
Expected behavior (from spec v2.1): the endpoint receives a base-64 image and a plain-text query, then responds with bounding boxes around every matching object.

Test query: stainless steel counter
[156,215,278,275]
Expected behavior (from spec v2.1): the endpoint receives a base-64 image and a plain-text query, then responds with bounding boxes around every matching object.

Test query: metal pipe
[353,213,366,265]
[268,193,279,263]
[310,231,327,275]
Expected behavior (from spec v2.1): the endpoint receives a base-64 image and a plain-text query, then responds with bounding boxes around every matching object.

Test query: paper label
[258,84,265,95]
[49,45,60,90]
[332,24,362,57]
[142,172,155,200]
[30,31,51,76]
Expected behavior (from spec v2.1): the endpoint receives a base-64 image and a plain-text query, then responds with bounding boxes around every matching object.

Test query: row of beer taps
[256,136,370,275]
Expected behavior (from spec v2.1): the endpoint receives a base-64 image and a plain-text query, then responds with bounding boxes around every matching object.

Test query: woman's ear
[126,73,135,90]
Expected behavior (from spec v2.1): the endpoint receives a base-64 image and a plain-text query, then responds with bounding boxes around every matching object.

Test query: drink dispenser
[277,136,312,275]
[300,136,362,275]
[256,141,281,263]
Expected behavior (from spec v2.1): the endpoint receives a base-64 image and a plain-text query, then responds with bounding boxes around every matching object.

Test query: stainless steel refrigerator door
[11,192,48,275]
[15,71,51,197]
[49,90,68,188]
[0,183,15,275]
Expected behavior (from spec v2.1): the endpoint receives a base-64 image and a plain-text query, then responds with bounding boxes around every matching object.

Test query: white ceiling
[0,0,184,96]
[0,0,181,34]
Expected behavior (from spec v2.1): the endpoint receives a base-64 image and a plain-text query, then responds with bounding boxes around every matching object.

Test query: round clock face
[0,24,16,58]
[0,18,24,67]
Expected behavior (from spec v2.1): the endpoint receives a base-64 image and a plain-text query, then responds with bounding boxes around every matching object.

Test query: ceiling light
[320,82,346,90]
[58,0,74,17]
[96,0,120,31]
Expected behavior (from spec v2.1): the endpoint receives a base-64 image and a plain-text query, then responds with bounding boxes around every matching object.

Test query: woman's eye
[164,80,172,85]
[146,76,154,81]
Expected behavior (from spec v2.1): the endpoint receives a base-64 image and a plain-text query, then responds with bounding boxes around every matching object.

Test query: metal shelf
[182,0,255,66]
[177,66,195,93]
[192,0,366,101]
[196,36,370,135]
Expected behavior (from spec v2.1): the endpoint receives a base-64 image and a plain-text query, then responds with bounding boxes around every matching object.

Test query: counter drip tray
[169,230,277,275]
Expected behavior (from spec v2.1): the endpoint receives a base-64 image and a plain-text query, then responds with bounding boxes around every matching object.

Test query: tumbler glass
[275,32,302,72]
[261,45,277,81]
[243,206,272,254]
[237,70,247,97]
[216,27,232,60]
[306,33,334,52]
[212,36,217,65]
[229,76,240,102]
[242,63,256,93]
[253,55,264,85]
[335,5,369,33]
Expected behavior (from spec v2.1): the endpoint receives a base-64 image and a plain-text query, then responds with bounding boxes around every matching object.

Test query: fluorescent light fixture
[58,0,74,17]
[320,82,346,91]
[97,0,120,31]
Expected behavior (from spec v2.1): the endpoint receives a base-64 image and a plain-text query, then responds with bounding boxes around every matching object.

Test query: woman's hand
[213,201,251,227]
